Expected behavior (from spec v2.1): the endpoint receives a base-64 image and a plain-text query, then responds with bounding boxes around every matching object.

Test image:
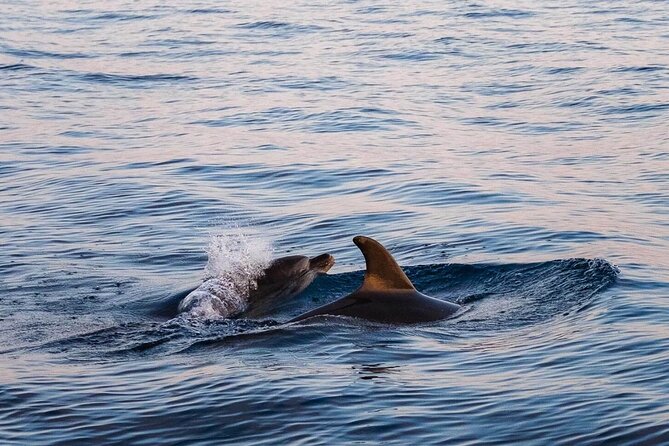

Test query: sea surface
[1,0,668,444]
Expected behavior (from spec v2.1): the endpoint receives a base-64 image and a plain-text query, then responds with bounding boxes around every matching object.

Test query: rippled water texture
[1,0,668,444]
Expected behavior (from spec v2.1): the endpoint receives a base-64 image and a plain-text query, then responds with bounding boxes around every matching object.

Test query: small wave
[4,48,91,59]
[88,12,155,22]
[545,67,584,75]
[380,51,443,62]
[238,20,292,29]
[236,21,323,33]
[463,9,534,19]
[372,179,526,207]
[605,103,669,115]
[287,258,619,330]
[77,72,197,87]
[0,63,35,71]
[194,107,414,133]
[612,65,666,73]
[188,8,231,14]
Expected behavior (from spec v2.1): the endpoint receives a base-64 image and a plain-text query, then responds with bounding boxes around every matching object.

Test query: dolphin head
[245,253,335,317]
[307,253,336,274]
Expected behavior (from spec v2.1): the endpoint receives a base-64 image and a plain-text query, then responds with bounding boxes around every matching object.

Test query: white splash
[178,229,274,320]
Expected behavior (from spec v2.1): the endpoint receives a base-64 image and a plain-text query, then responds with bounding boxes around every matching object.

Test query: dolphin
[244,253,335,317]
[289,236,460,324]
[178,253,335,318]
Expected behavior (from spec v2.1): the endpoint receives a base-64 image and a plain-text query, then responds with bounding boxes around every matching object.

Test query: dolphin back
[289,236,460,324]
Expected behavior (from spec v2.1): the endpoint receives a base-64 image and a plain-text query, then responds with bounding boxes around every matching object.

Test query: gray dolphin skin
[177,253,334,318]
[243,253,335,317]
[289,236,460,324]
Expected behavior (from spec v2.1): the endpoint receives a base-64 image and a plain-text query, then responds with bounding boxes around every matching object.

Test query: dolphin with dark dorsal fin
[289,236,460,324]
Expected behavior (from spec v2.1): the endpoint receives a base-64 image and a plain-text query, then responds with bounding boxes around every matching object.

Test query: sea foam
[178,229,273,319]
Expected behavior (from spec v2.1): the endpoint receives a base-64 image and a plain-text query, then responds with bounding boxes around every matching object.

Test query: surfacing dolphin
[178,253,334,319]
[245,253,335,318]
[289,236,460,324]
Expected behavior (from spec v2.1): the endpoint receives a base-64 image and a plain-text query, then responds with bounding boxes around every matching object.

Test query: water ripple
[1,0,668,444]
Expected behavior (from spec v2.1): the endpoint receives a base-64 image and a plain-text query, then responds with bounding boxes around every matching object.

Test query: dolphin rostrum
[289,236,460,324]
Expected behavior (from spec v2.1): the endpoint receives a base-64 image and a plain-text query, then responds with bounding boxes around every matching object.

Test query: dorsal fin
[353,236,415,291]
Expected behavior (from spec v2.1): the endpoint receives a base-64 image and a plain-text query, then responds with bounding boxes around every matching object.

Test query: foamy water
[178,230,274,319]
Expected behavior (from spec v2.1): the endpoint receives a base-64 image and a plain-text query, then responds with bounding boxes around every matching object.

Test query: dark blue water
[1,1,668,444]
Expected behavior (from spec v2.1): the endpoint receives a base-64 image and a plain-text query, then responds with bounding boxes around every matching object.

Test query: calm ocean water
[1,0,668,444]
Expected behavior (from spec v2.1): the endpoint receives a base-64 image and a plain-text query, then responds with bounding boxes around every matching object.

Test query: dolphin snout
[310,253,335,273]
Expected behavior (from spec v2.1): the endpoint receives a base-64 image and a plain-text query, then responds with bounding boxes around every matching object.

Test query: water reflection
[1,0,668,444]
